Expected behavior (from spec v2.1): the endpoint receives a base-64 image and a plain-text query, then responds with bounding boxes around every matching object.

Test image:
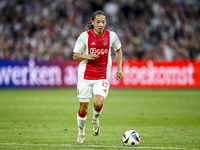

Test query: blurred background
[0,0,200,89]
[0,0,200,62]
[0,1,200,148]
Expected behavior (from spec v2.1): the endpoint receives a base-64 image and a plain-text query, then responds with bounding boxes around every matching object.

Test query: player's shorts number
[102,80,108,93]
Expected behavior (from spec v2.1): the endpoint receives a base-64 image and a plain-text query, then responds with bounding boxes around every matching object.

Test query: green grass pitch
[0,88,200,150]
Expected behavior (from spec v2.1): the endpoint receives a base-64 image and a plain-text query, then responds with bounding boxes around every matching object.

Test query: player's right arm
[73,31,99,61]
[73,52,99,61]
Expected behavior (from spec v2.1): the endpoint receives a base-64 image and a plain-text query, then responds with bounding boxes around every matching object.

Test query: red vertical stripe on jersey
[84,29,110,80]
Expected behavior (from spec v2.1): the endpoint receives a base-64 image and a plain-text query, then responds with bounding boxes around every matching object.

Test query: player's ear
[92,21,94,26]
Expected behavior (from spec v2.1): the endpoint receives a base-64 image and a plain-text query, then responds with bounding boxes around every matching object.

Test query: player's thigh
[77,79,93,99]
[93,79,110,99]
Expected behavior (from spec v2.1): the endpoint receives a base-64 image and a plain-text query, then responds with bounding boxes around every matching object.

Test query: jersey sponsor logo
[90,48,108,55]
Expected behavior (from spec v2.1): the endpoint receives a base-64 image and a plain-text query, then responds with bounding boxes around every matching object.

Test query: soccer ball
[122,130,140,146]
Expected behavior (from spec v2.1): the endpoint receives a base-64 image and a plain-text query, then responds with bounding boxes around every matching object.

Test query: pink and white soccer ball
[122,130,140,146]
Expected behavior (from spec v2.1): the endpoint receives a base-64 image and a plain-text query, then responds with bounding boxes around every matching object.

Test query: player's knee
[93,95,104,109]
[80,104,88,114]
[94,102,102,109]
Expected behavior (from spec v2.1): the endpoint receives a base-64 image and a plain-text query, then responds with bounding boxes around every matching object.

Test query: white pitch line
[0,143,199,149]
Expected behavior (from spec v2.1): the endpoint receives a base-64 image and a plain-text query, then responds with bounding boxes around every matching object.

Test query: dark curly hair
[87,10,107,30]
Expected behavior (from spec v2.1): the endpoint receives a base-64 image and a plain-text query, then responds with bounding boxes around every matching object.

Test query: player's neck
[93,29,104,35]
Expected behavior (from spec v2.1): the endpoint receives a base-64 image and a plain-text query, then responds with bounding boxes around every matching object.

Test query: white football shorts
[77,79,110,102]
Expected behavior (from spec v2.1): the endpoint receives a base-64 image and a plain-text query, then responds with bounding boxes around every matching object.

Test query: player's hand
[116,70,123,80]
[87,52,99,60]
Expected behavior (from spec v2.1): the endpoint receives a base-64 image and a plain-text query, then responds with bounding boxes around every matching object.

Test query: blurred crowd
[0,0,200,61]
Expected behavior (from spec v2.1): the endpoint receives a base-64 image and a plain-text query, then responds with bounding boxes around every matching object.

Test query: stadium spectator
[0,0,199,61]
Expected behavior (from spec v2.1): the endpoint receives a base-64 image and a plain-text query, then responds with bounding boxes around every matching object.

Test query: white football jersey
[73,29,121,80]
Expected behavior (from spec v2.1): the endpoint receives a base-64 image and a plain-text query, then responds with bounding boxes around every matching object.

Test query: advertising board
[0,60,199,88]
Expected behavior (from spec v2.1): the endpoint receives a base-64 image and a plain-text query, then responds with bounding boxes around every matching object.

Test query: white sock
[92,104,103,121]
[77,110,87,135]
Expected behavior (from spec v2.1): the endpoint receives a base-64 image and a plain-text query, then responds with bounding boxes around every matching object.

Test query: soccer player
[73,10,123,143]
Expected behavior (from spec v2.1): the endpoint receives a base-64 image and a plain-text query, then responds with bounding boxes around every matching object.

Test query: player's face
[92,14,107,35]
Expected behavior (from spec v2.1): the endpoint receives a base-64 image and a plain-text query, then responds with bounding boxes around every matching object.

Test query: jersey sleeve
[73,32,86,53]
[110,31,122,51]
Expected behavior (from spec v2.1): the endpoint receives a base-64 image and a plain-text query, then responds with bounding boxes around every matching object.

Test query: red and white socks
[77,104,103,135]
[92,104,103,121]
[77,110,87,135]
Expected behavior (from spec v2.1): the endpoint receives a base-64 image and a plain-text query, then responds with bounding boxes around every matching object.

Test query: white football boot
[92,119,100,136]
[76,135,85,143]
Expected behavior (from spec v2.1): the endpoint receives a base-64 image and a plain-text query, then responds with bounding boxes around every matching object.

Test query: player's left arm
[115,48,123,80]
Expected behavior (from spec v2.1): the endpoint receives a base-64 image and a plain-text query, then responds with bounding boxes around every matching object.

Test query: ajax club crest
[102,40,108,46]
